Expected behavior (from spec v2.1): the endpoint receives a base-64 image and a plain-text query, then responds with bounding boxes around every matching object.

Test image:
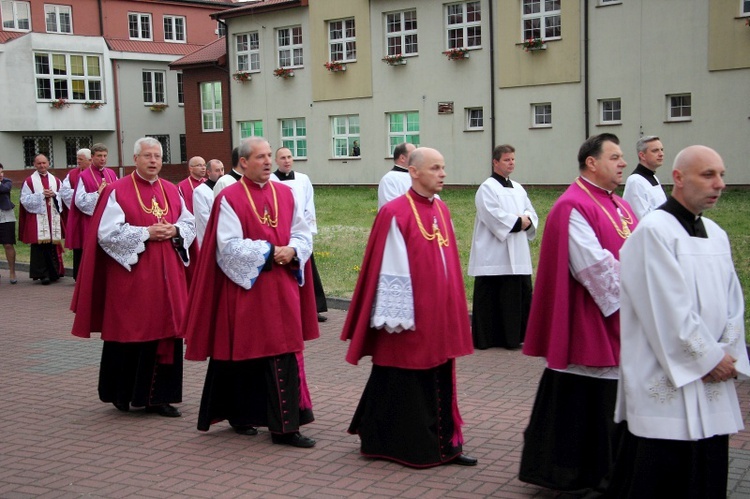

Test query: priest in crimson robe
[184,137,319,448]
[71,137,195,418]
[341,147,477,468]
[19,153,65,284]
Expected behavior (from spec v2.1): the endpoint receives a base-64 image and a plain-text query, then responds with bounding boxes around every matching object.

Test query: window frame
[328,18,357,63]
[128,12,152,41]
[666,93,692,122]
[280,118,307,159]
[2,0,30,31]
[385,9,418,57]
[521,0,561,42]
[531,103,552,128]
[176,72,184,106]
[142,70,166,105]
[163,15,186,43]
[34,52,103,102]
[742,0,750,16]
[277,25,304,69]
[200,81,223,133]
[236,32,261,73]
[146,134,171,163]
[445,1,482,50]
[387,111,420,155]
[598,98,622,125]
[23,136,53,169]
[239,120,264,141]
[64,136,93,168]
[331,115,361,159]
[466,107,484,131]
[45,4,72,34]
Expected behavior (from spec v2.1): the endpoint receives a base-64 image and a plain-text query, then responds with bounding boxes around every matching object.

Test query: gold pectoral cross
[151,197,166,220]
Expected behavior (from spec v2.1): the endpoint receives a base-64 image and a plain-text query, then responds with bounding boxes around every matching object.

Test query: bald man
[609,145,749,497]
[343,147,476,468]
[177,156,207,213]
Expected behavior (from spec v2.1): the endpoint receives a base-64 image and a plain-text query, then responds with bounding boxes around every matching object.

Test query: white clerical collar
[254,181,267,188]
[135,171,159,184]
[411,188,435,202]
[579,175,611,194]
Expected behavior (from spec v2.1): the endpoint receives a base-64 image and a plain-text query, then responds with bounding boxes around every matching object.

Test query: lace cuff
[99,225,149,271]
[20,191,46,214]
[76,190,99,216]
[573,253,620,317]
[218,239,271,290]
[371,273,415,333]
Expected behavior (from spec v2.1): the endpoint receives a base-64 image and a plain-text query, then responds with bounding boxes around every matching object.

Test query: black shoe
[233,425,259,436]
[113,401,130,412]
[271,431,316,448]
[449,454,478,466]
[317,314,328,322]
[145,404,181,417]
[41,277,51,285]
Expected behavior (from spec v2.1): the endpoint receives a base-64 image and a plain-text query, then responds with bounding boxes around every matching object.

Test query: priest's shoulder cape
[341,190,473,370]
[70,174,189,342]
[183,179,319,362]
[522,180,637,369]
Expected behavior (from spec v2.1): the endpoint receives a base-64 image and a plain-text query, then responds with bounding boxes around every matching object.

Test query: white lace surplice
[370,217,415,333]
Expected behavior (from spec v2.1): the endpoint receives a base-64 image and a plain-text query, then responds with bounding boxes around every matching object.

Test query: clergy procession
[2,132,748,497]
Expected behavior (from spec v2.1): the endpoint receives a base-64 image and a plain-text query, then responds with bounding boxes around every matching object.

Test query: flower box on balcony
[273,67,295,79]
[149,103,168,112]
[324,61,346,72]
[83,101,104,110]
[523,38,547,52]
[382,54,406,66]
[443,48,469,61]
[232,71,252,83]
[50,98,69,109]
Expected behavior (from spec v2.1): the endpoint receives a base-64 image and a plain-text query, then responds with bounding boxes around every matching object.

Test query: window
[667,94,691,122]
[332,115,360,158]
[742,0,750,16]
[146,135,171,163]
[236,32,260,73]
[277,26,303,68]
[142,71,166,105]
[387,112,420,153]
[128,13,152,40]
[177,73,184,105]
[164,15,186,43]
[179,134,187,163]
[280,118,307,158]
[45,4,72,34]
[64,136,93,168]
[385,10,418,56]
[217,21,226,38]
[2,0,30,31]
[200,82,223,132]
[35,53,103,102]
[522,0,561,41]
[23,136,53,168]
[446,1,481,50]
[466,108,483,130]
[531,103,552,128]
[239,120,263,140]
[328,18,356,62]
[599,98,621,124]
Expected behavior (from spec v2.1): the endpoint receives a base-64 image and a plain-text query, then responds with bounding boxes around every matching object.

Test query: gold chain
[131,172,169,220]
[575,178,633,239]
[406,191,449,247]
[241,177,278,227]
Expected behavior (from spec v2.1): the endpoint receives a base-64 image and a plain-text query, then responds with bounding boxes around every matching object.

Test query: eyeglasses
[139,153,162,160]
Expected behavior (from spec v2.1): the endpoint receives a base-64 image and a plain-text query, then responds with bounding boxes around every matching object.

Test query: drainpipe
[220,19,232,150]
[489,0,497,164]
[583,0,590,138]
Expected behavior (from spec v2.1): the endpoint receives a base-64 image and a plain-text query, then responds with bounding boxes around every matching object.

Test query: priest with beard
[342,147,477,468]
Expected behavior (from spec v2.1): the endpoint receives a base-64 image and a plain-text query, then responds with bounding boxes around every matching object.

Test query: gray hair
[238,137,269,159]
[77,148,91,160]
[134,137,163,156]
[636,135,660,155]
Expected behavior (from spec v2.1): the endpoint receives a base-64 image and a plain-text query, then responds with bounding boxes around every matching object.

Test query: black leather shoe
[450,454,478,466]
[317,314,328,323]
[113,401,129,412]
[41,277,51,285]
[271,431,316,448]
[233,425,259,436]
[145,404,181,417]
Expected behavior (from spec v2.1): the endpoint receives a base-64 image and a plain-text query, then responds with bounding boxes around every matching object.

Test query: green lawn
[5,185,750,334]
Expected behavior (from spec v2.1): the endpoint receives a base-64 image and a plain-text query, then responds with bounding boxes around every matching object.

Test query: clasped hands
[703,353,737,383]
[274,246,295,266]
[147,220,177,241]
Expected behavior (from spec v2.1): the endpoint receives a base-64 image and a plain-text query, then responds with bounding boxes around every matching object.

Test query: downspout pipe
[583,0,590,139]
[489,0,497,169]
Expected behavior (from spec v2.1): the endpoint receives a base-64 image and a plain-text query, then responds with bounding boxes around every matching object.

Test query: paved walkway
[2,268,750,498]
